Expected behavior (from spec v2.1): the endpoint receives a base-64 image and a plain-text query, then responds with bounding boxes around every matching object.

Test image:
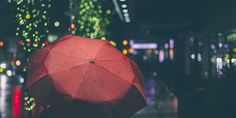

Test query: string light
[54,21,60,27]
[106,9,112,15]
[122,40,128,45]
[8,0,52,54]
[18,40,23,45]
[25,14,30,19]
[0,68,3,73]
[68,0,112,39]
[24,96,36,111]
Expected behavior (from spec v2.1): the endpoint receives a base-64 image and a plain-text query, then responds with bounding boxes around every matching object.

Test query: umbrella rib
[73,64,92,98]
[92,65,109,101]
[95,64,131,85]
[94,41,107,59]
[46,63,90,99]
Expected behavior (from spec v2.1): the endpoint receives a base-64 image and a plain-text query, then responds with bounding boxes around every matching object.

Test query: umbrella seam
[92,65,110,102]
[93,64,108,101]
[48,63,89,77]
[74,64,92,99]
[94,41,107,59]
[95,64,132,85]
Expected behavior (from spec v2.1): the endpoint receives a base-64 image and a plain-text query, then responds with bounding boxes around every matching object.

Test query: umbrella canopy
[27,35,146,118]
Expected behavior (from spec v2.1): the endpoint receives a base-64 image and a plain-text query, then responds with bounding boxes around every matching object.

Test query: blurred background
[1,0,236,118]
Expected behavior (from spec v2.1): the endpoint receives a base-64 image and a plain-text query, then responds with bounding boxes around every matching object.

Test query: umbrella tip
[90,58,95,64]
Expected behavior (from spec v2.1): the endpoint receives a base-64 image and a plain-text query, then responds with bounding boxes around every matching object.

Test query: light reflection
[191,54,196,59]
[12,86,22,118]
[0,74,11,118]
[159,50,165,63]
[216,58,223,75]
[1,74,7,89]
[218,43,223,48]
[197,53,202,62]
[169,49,174,60]
[169,39,174,48]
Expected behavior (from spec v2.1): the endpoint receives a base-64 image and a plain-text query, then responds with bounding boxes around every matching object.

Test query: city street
[1,0,236,118]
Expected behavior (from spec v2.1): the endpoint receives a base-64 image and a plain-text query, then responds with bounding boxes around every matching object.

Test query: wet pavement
[131,79,178,118]
[0,75,178,118]
[0,75,14,118]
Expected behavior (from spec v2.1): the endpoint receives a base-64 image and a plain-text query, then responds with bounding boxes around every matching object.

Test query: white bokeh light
[6,70,12,77]
[0,63,6,69]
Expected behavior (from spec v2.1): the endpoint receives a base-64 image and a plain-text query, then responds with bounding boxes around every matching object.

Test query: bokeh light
[122,40,128,45]
[122,49,128,55]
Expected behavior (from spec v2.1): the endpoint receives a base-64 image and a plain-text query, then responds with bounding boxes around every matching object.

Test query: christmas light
[44,41,49,46]
[8,0,52,54]
[18,40,23,45]
[24,96,36,111]
[68,0,112,39]
[54,21,60,27]
[0,68,3,73]
[6,70,13,76]
[122,40,128,45]
[25,14,30,19]
[106,9,112,15]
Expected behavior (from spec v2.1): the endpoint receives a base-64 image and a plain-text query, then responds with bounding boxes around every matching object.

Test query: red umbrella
[27,35,146,118]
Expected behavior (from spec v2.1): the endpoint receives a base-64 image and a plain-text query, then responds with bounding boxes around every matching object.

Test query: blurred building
[209,30,236,79]
[184,33,207,80]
